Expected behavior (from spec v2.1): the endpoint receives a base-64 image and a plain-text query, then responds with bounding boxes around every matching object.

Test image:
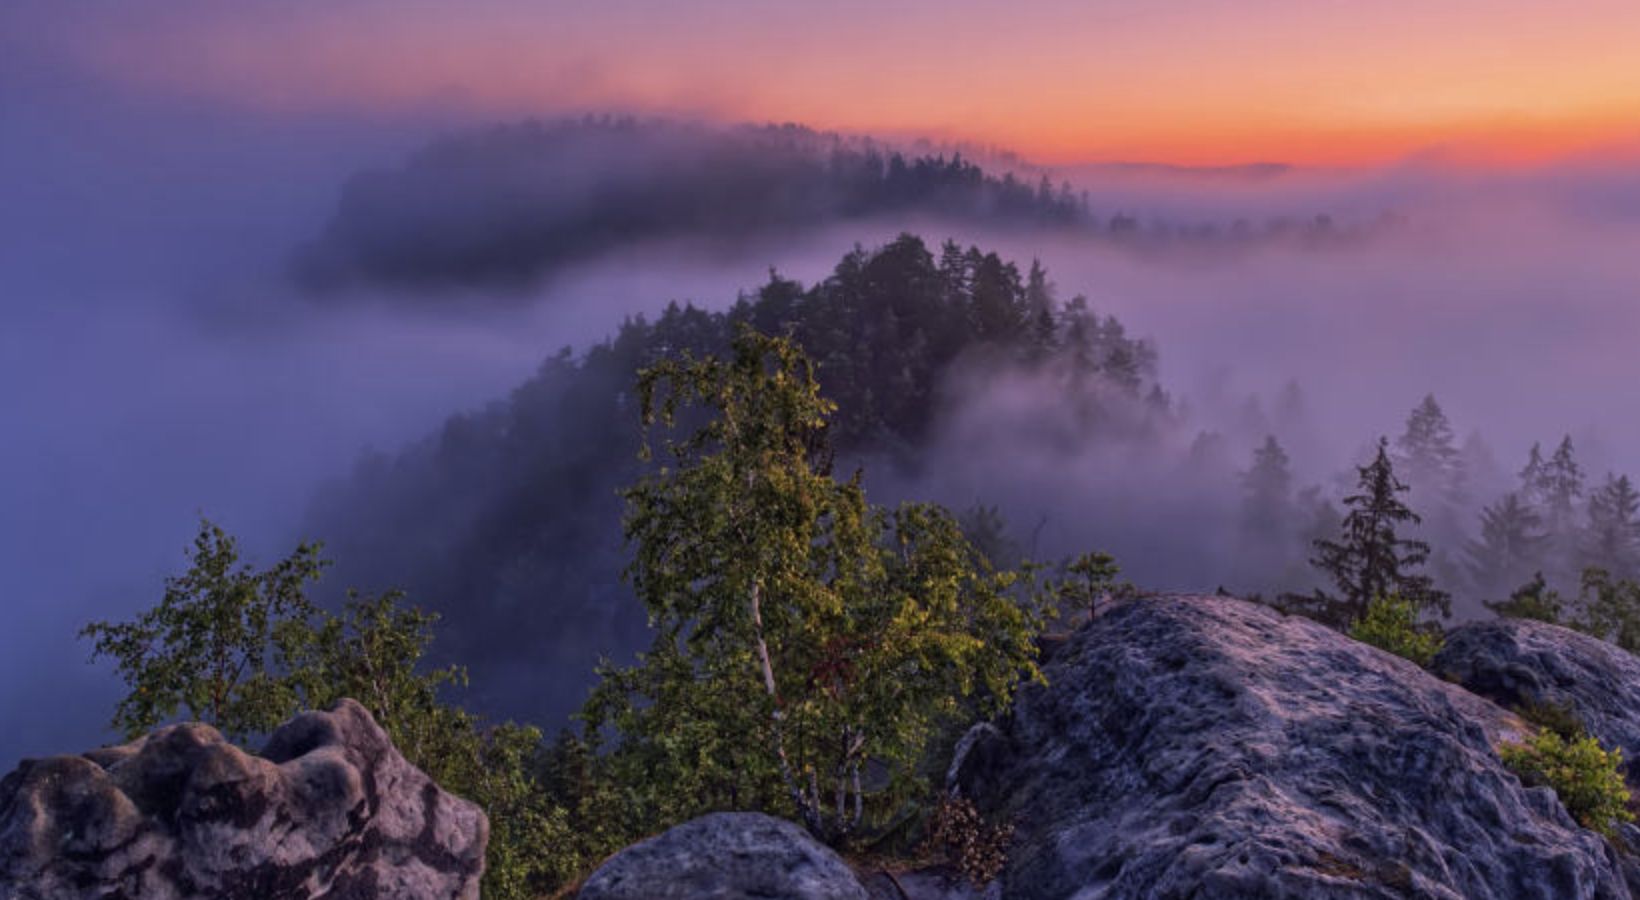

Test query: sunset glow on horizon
[16,0,1640,169]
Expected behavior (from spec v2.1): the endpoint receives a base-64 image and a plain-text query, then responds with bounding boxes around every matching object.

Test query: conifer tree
[1395,394,1464,510]
[1241,436,1294,530]
[1486,571,1563,623]
[1543,436,1586,539]
[1310,438,1450,624]
[1580,474,1640,579]
[1519,442,1548,507]
[1233,436,1298,590]
[1463,493,1548,600]
[1025,258,1057,352]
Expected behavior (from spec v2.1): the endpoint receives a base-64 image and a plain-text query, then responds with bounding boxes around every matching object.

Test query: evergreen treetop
[1309,438,1450,623]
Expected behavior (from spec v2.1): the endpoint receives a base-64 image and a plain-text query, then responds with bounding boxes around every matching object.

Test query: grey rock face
[956,595,1632,899]
[0,699,487,900]
[577,811,867,900]
[1435,617,1640,779]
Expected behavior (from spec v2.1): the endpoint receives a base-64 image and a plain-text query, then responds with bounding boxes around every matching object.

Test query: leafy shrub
[1572,568,1640,654]
[1349,595,1444,667]
[584,328,1047,843]
[1514,698,1586,742]
[83,519,578,900]
[920,796,1013,887]
[1486,572,1563,624]
[1500,730,1634,839]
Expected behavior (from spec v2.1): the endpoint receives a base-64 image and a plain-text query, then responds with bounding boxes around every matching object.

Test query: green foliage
[83,521,577,900]
[1348,595,1444,667]
[1054,551,1128,622]
[1514,698,1587,742]
[583,325,1047,844]
[81,519,329,743]
[1571,568,1640,654]
[1486,572,1563,624]
[1500,730,1634,840]
[452,723,580,900]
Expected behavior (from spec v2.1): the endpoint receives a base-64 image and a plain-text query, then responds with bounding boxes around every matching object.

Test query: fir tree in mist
[1580,474,1640,580]
[1307,438,1449,624]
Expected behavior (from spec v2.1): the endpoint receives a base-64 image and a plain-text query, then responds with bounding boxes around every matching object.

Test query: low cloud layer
[290,117,1393,300]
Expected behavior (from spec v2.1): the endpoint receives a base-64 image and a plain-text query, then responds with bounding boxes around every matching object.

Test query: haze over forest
[4,1,1640,768]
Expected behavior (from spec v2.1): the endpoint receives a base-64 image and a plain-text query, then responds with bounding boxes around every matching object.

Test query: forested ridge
[72,233,1640,898]
[308,231,1640,730]
[307,233,1166,720]
[294,117,1385,294]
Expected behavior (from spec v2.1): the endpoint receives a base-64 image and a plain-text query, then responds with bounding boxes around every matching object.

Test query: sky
[8,0,1640,167]
[2,0,1639,765]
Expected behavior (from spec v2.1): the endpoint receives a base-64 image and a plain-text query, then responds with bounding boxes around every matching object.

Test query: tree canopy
[581,325,1047,842]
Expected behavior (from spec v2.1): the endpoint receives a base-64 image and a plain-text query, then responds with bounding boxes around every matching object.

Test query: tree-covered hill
[306,233,1167,723]
[292,117,1377,296]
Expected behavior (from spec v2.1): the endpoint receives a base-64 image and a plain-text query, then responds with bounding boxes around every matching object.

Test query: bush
[83,520,579,900]
[1500,730,1634,840]
[1349,595,1443,667]
[1514,698,1586,742]
[1486,572,1563,624]
[920,796,1013,887]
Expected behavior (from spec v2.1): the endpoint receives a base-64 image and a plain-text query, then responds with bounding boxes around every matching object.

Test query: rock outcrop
[577,811,867,900]
[568,595,1640,899]
[0,699,487,900]
[956,595,1633,899]
[1435,617,1640,779]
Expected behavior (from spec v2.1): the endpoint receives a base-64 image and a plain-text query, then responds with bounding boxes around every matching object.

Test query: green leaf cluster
[1500,730,1634,840]
[1570,568,1640,653]
[1486,571,1564,624]
[80,521,330,743]
[1489,568,1640,656]
[1054,551,1129,622]
[582,325,1048,844]
[82,520,576,900]
[1348,595,1444,668]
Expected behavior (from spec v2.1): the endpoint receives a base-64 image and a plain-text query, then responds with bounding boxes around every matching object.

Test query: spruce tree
[1240,436,1294,536]
[1543,436,1586,539]
[1580,474,1640,579]
[1519,442,1548,507]
[1463,493,1547,600]
[1025,257,1057,352]
[1310,438,1450,623]
[1395,394,1464,510]
[1234,436,1297,590]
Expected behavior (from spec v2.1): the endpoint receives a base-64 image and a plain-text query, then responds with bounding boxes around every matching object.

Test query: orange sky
[42,0,1640,167]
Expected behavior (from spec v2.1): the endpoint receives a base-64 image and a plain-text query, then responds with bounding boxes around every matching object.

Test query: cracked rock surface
[956,595,1634,899]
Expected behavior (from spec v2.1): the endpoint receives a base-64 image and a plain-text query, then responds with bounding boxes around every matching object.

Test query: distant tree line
[295,116,1389,293]
[1236,394,1640,646]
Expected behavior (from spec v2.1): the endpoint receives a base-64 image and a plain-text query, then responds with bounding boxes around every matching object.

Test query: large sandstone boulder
[577,811,866,900]
[1435,617,1640,779]
[956,594,1633,899]
[0,699,487,900]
